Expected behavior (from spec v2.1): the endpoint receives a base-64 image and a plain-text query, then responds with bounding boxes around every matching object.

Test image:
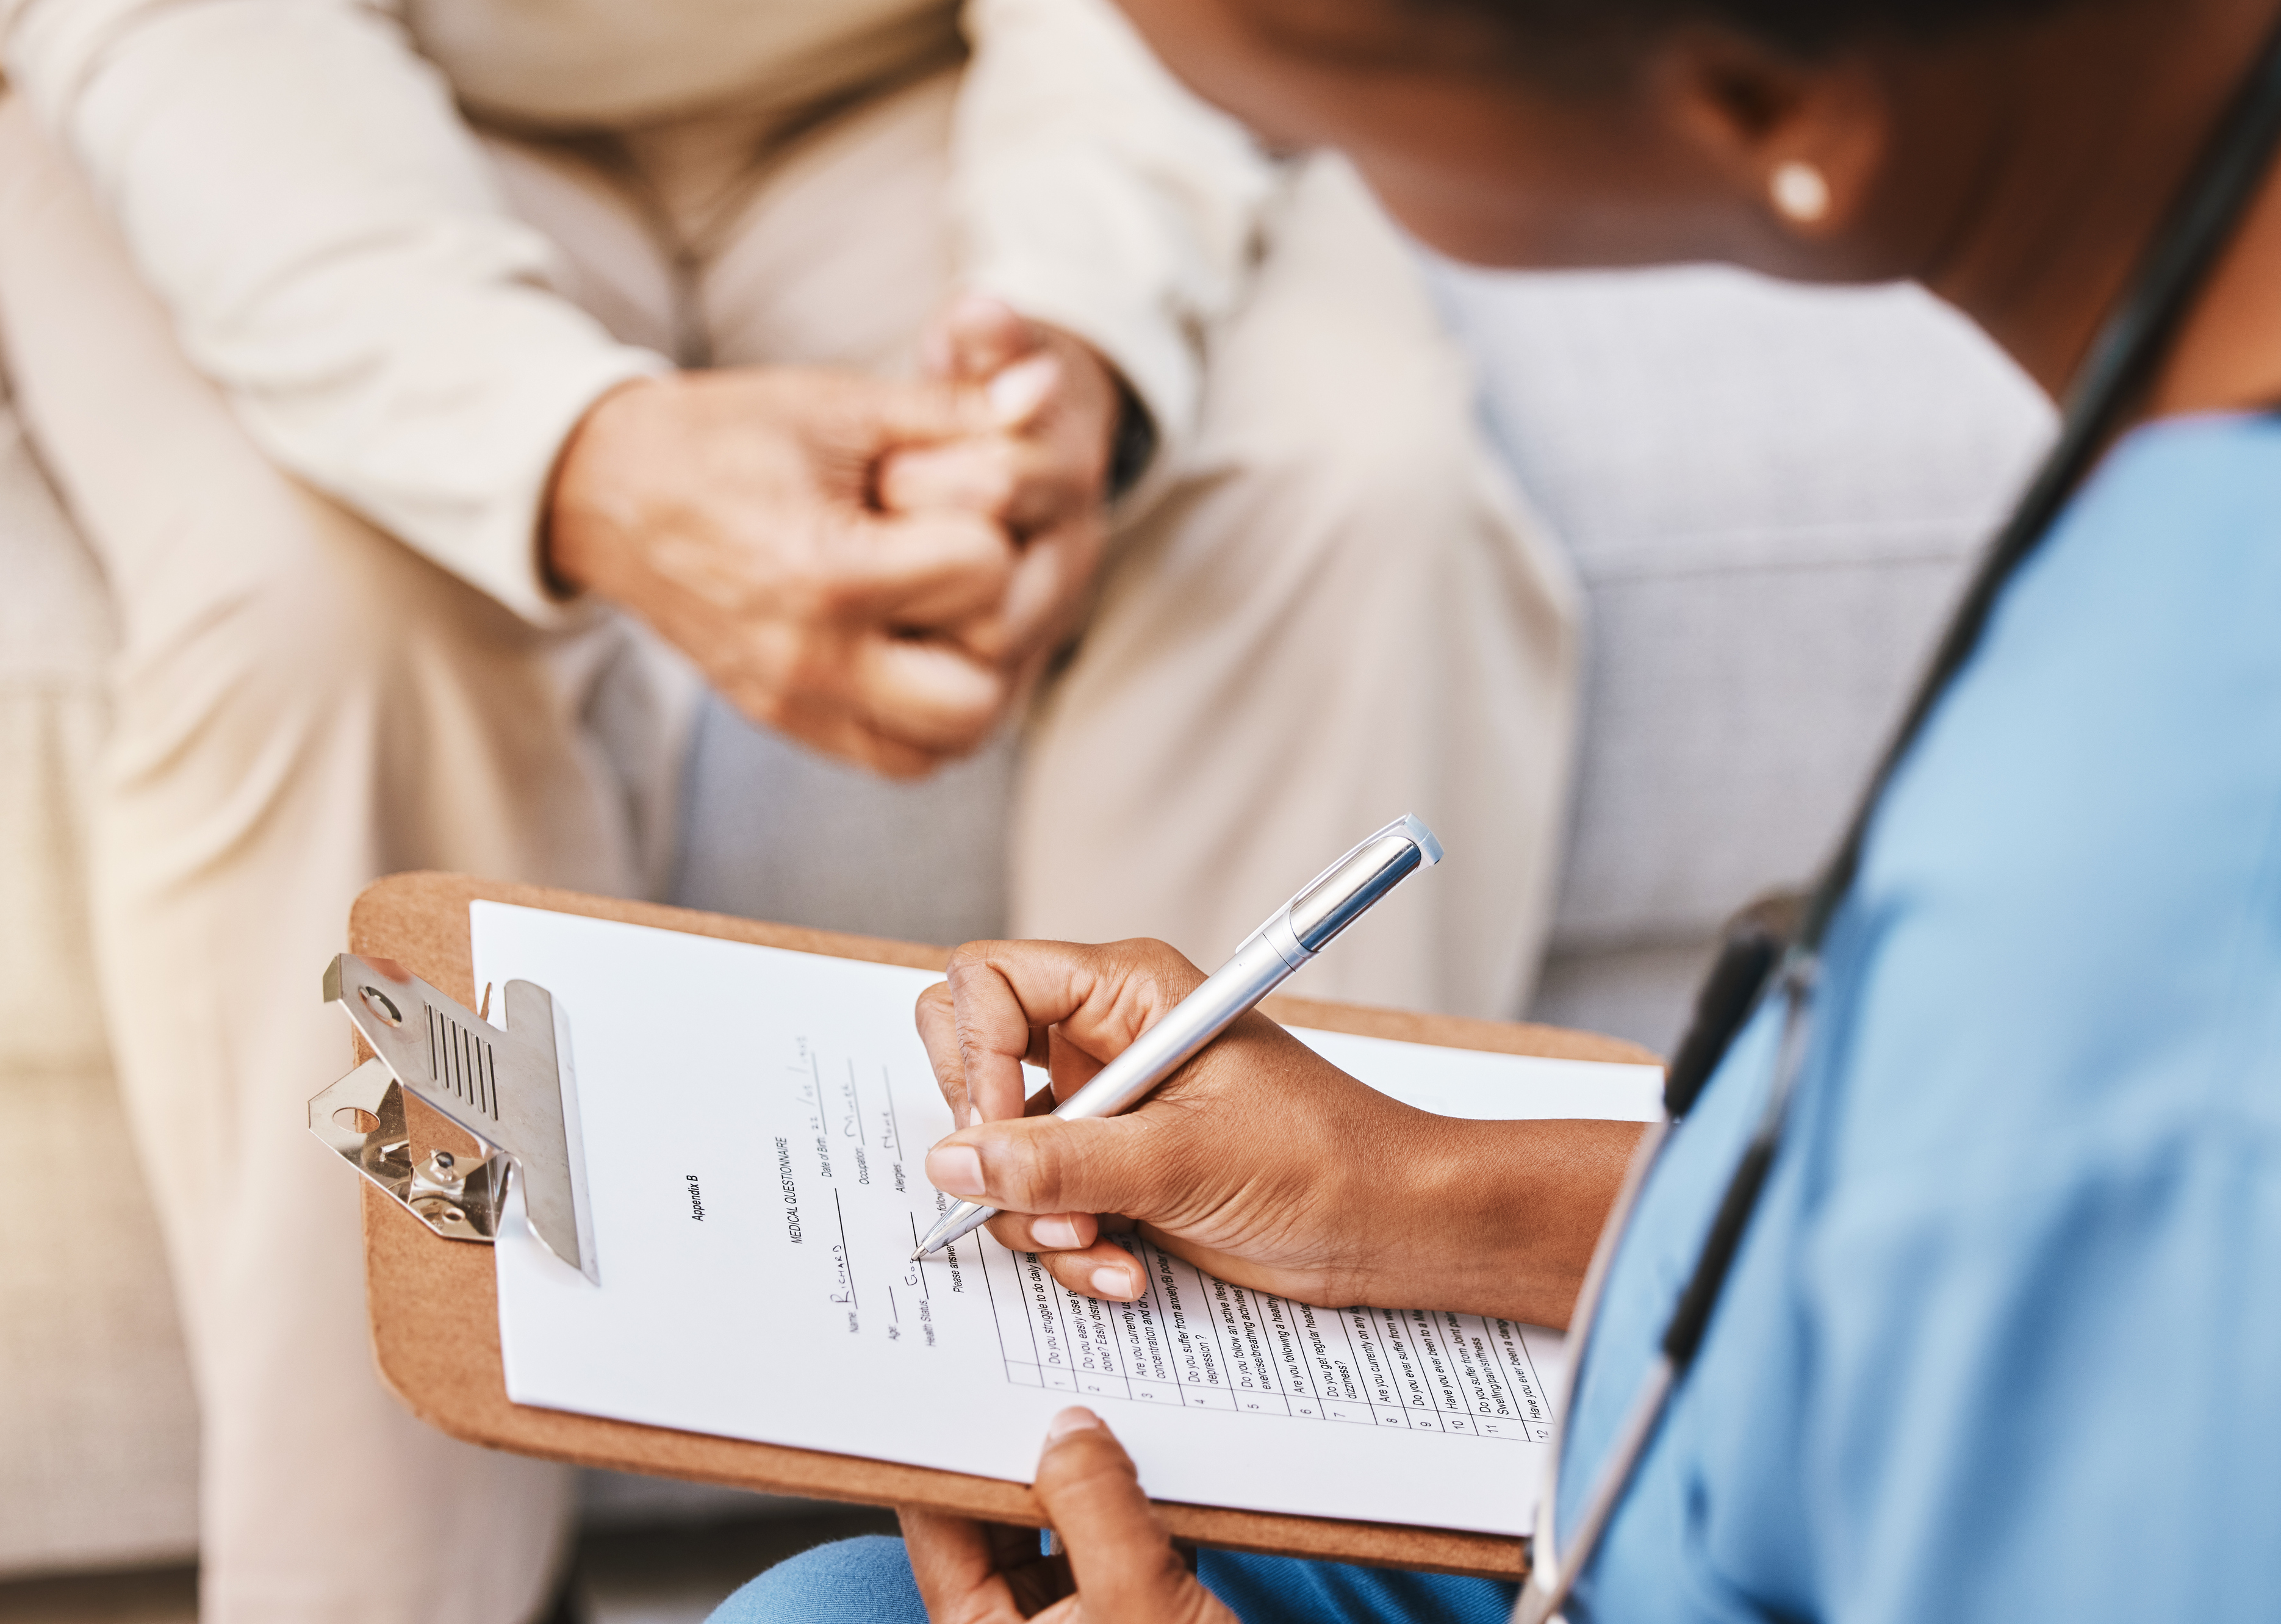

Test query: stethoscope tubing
[1519,961,1816,1623]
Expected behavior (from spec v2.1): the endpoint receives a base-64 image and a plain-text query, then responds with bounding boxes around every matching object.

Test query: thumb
[925,292,1041,382]
[860,374,1004,451]
[926,1110,1171,1224]
[1033,1410,1227,1624]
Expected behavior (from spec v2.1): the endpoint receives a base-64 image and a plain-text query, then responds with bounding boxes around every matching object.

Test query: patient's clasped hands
[547,295,1119,777]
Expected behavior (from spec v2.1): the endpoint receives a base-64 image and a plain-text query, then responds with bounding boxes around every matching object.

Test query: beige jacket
[0,0,1274,622]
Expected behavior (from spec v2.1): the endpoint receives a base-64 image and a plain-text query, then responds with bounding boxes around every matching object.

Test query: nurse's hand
[902,1407,1230,1624]
[914,938,1642,1329]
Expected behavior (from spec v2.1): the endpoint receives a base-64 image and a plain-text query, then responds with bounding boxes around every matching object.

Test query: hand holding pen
[913,816,1441,1260]
[907,818,1647,1328]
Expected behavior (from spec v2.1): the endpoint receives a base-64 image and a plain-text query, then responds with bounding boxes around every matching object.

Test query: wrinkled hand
[547,367,1019,778]
[879,295,1129,686]
[902,1408,1232,1624]
[914,938,1642,1328]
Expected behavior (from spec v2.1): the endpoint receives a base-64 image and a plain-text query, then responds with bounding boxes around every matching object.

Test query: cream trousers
[0,69,1574,1624]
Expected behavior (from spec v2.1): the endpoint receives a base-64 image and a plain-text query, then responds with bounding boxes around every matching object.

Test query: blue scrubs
[1561,412,2281,1620]
[711,414,2281,1623]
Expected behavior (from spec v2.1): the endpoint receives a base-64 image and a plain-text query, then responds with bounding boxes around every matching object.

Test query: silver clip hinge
[309,954,597,1282]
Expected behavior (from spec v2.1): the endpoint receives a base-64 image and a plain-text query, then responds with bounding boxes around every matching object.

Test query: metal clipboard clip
[307,954,598,1283]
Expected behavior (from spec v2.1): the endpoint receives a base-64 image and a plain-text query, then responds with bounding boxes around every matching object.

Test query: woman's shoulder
[1817,409,2281,1188]
[1861,407,2281,975]
[2055,409,2281,578]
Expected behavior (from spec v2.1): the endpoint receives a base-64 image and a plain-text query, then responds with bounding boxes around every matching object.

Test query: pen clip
[1275,814,1442,913]
[1268,814,1444,958]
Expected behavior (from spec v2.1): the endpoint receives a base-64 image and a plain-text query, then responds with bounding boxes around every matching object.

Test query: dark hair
[1429,0,2078,54]
[1247,0,2083,84]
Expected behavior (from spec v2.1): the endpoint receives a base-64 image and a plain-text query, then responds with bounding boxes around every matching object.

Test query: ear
[1649,27,1891,239]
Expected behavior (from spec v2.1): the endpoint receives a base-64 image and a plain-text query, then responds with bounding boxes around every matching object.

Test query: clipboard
[328,872,1658,1582]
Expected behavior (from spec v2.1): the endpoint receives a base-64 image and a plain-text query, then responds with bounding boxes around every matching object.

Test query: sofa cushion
[1431,264,2056,1047]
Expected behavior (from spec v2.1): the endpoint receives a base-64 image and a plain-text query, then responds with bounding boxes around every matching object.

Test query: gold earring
[1770,159,1832,225]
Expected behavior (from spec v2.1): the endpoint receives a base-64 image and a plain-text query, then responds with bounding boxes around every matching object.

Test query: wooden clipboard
[348,872,1658,1582]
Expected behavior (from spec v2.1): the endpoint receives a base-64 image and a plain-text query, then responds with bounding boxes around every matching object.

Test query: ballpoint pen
[910,813,1443,1260]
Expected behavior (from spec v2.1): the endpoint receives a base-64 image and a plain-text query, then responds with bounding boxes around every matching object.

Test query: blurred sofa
[0,268,2051,1576]
[1452,265,2050,1044]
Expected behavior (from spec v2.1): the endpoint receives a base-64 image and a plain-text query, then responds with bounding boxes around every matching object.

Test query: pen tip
[909,1248,924,1261]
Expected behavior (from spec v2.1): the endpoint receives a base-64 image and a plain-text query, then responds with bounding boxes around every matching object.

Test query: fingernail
[1046,1406,1102,1443]
[1090,1266,1137,1299]
[988,355,1059,426]
[1034,1215,1082,1250]
[926,1144,986,1196]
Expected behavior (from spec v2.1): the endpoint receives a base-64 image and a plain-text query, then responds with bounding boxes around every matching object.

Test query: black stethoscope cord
[1517,17,2281,1620]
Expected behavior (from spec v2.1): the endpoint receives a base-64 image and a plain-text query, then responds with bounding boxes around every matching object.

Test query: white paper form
[472,903,1662,1537]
